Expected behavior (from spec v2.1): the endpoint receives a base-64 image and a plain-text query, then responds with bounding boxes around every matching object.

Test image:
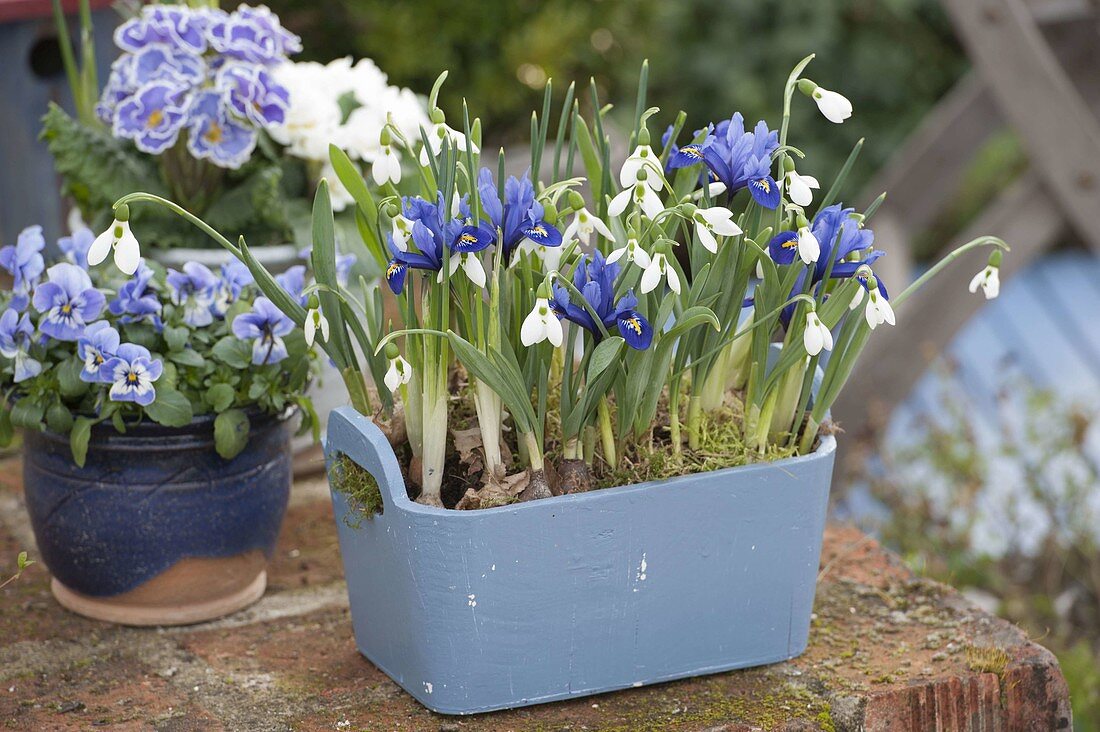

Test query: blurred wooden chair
[834,0,1100,441]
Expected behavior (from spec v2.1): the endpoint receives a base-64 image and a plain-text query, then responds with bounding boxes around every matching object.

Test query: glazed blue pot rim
[330,406,837,520]
[30,405,295,445]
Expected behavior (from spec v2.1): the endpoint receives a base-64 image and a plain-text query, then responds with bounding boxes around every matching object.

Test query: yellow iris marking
[682,145,702,158]
[783,239,798,249]
[623,316,642,335]
[756,179,771,193]
[530,226,547,237]
[460,233,478,246]
[147,109,164,128]
[387,262,402,279]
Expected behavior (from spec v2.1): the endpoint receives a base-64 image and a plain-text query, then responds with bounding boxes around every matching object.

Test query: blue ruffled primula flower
[0,308,42,383]
[114,5,212,54]
[31,263,106,341]
[211,260,254,316]
[669,113,780,209]
[101,343,163,406]
[549,252,653,350]
[217,63,290,127]
[0,225,46,312]
[477,168,562,262]
[167,261,218,327]
[185,91,257,169]
[77,321,121,383]
[113,80,191,154]
[384,193,494,295]
[207,5,302,65]
[232,296,295,365]
[109,261,163,328]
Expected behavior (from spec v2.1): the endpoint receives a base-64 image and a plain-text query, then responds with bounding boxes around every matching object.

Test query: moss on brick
[328,452,382,528]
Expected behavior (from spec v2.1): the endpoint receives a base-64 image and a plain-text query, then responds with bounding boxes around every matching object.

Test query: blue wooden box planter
[325,406,837,715]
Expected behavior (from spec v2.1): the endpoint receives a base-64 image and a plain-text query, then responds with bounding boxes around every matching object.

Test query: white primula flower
[383,354,412,393]
[784,169,820,207]
[797,226,820,264]
[89,218,140,275]
[608,182,664,220]
[640,252,681,294]
[864,288,896,330]
[390,214,413,252]
[562,208,615,245]
[968,265,1000,300]
[304,307,330,347]
[520,298,563,347]
[419,122,478,166]
[802,311,833,356]
[693,206,742,254]
[372,143,402,186]
[812,87,853,124]
[442,253,487,288]
[619,144,664,190]
[606,237,652,269]
[320,161,355,213]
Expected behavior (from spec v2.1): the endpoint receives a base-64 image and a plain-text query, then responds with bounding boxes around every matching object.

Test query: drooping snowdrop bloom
[799,80,852,124]
[802,311,833,356]
[383,352,412,393]
[89,215,141,275]
[372,142,402,186]
[606,236,652,270]
[796,226,820,264]
[32,263,106,341]
[863,277,896,330]
[166,262,218,327]
[0,226,46,311]
[640,251,681,295]
[419,120,478,166]
[77,321,121,383]
[608,180,664,220]
[784,168,820,207]
[549,252,653,350]
[232,296,295,365]
[968,263,1000,300]
[304,306,329,347]
[390,214,414,252]
[101,343,163,406]
[691,206,742,254]
[0,309,42,383]
[619,144,664,190]
[520,297,564,347]
[477,168,562,262]
[443,252,487,289]
[667,113,780,209]
[562,207,615,246]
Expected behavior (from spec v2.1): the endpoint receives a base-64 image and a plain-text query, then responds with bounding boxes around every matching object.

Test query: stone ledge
[0,460,1072,731]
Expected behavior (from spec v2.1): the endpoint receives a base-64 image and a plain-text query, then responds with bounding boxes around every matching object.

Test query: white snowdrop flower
[968,264,1000,300]
[520,298,563,347]
[89,217,140,275]
[619,144,664,190]
[304,307,330,347]
[419,121,478,166]
[442,253,487,288]
[383,354,412,393]
[562,208,615,246]
[390,214,414,252]
[864,287,896,330]
[606,237,652,269]
[802,311,833,356]
[784,169,820,207]
[797,226,820,264]
[372,143,402,186]
[692,206,742,254]
[640,252,680,294]
[608,182,664,220]
[811,86,852,124]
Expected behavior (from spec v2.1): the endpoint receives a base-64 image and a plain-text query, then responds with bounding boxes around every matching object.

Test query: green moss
[328,452,382,528]
[965,645,1009,676]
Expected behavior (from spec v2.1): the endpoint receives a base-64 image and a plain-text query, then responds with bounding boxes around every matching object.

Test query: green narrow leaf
[70,417,92,468]
[214,409,250,460]
[586,336,625,383]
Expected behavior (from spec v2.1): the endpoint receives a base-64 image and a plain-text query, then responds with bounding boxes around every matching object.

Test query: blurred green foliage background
[265,0,966,192]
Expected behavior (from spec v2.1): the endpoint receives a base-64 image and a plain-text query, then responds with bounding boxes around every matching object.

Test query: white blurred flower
[419,122,478,166]
[968,264,1000,300]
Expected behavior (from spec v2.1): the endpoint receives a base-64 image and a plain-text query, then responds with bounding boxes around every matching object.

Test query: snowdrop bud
[679,202,698,218]
[379,126,392,146]
[638,126,651,146]
[796,214,809,230]
[384,202,399,218]
[306,293,320,310]
[115,203,130,222]
[989,249,1003,268]
[848,212,865,226]
[567,190,585,211]
[542,202,559,226]
[384,342,400,361]
[797,79,818,96]
[782,156,796,173]
[430,108,445,124]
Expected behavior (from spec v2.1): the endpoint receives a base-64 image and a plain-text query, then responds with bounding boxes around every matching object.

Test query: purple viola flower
[275,265,307,306]
[211,260,254,317]
[109,261,163,328]
[77,321,121,383]
[166,262,218,327]
[336,252,356,287]
[0,308,42,383]
[113,81,191,154]
[114,5,210,54]
[101,343,163,406]
[216,63,290,128]
[31,263,106,341]
[232,296,294,365]
[549,252,653,350]
[0,225,46,312]
[207,5,302,64]
[58,227,95,270]
[185,91,258,169]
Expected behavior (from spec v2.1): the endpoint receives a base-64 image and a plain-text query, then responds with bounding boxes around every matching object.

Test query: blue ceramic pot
[325,406,837,715]
[23,410,292,625]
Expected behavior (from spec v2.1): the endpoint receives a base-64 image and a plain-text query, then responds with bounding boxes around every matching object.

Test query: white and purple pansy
[108,260,162,327]
[275,265,307,307]
[166,262,218,327]
[31,263,106,341]
[77,321,121,383]
[0,225,46,312]
[231,296,294,365]
[216,63,290,128]
[0,309,42,383]
[207,4,302,65]
[58,227,95,270]
[101,343,163,406]
[211,260,254,317]
[113,80,191,154]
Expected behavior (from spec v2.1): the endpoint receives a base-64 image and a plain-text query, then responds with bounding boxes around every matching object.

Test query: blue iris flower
[668,113,780,209]
[549,252,653,350]
[31,263,106,341]
[167,262,218,327]
[101,343,163,406]
[232,296,295,365]
[0,225,46,312]
[109,260,163,329]
[77,321,121,383]
[384,193,494,295]
[0,308,42,383]
[477,168,563,262]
